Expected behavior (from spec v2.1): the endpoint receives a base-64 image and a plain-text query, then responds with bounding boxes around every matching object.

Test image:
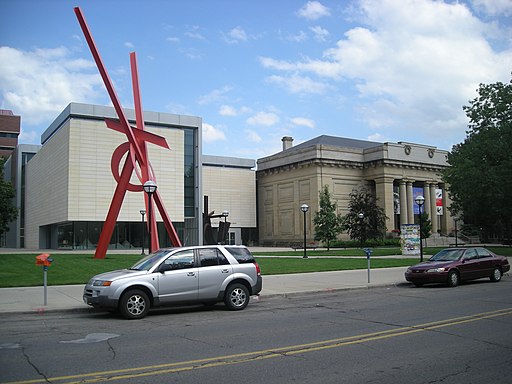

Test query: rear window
[225,247,255,264]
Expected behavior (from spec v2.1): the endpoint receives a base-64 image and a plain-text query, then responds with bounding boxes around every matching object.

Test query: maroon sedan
[405,247,510,287]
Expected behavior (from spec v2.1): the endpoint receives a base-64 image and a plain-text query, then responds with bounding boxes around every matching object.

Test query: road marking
[5,307,512,384]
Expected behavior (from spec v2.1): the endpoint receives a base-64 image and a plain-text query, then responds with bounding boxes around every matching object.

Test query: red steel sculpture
[74,7,182,258]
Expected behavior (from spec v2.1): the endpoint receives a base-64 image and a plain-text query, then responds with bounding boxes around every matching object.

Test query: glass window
[430,249,463,261]
[476,248,492,258]
[463,249,478,260]
[164,250,195,270]
[225,247,255,263]
[198,248,219,267]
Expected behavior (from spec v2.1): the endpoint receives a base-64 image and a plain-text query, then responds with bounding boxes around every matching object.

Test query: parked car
[405,247,510,287]
[83,245,262,319]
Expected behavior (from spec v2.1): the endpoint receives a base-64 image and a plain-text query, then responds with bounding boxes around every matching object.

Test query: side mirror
[158,264,172,273]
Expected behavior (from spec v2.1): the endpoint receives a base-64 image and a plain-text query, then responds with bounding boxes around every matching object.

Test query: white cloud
[259,56,342,79]
[219,105,250,116]
[367,133,388,142]
[266,74,332,94]
[197,86,232,105]
[288,30,308,42]
[166,37,180,43]
[310,26,329,42]
[185,26,206,40]
[297,1,331,20]
[291,117,316,129]
[264,0,512,143]
[124,42,135,49]
[219,105,237,116]
[202,123,226,142]
[0,46,104,129]
[18,129,39,143]
[224,26,248,44]
[246,111,280,126]
[472,0,512,16]
[245,129,263,143]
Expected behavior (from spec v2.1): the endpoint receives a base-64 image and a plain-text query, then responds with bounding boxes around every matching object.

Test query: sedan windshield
[430,249,464,261]
[130,250,169,271]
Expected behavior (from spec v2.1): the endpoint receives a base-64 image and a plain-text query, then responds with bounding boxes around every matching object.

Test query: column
[423,182,431,221]
[406,181,414,224]
[399,180,407,226]
[375,177,395,232]
[430,183,438,234]
[441,186,451,234]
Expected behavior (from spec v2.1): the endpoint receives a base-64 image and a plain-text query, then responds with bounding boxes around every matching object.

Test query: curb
[0,282,410,316]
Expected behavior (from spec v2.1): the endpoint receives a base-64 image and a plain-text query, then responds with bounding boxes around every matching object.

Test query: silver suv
[83,245,262,319]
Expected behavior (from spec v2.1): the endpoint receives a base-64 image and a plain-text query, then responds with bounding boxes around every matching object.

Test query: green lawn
[1,246,510,288]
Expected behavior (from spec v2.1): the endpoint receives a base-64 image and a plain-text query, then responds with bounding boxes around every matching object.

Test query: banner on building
[400,224,420,256]
[393,186,400,214]
[413,187,423,214]
[436,188,443,215]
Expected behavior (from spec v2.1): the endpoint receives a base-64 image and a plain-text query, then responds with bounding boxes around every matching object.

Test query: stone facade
[257,135,452,246]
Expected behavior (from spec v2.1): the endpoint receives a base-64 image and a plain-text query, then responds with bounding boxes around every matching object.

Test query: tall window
[184,128,195,218]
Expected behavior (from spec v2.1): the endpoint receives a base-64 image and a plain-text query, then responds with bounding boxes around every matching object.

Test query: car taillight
[254,262,261,276]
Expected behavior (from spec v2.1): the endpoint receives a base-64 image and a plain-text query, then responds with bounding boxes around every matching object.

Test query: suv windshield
[130,250,170,271]
[430,249,464,262]
[225,247,255,264]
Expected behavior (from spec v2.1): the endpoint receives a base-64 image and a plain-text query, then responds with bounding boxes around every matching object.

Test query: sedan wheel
[447,271,459,287]
[224,283,249,310]
[490,267,502,282]
[119,289,150,319]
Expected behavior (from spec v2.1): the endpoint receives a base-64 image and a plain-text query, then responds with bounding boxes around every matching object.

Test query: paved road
[1,277,511,383]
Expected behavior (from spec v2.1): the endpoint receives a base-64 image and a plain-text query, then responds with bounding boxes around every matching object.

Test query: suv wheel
[224,283,249,310]
[119,289,150,319]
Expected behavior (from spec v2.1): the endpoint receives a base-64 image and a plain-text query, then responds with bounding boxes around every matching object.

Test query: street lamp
[222,210,229,245]
[415,195,425,262]
[301,204,309,259]
[358,212,364,247]
[143,180,157,254]
[139,209,146,255]
[454,217,458,247]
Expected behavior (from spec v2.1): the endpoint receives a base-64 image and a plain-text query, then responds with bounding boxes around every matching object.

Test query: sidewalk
[0,267,408,314]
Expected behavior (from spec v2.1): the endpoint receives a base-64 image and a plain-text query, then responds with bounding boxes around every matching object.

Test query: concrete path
[0,267,409,314]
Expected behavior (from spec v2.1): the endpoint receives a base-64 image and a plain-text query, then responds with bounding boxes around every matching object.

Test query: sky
[1,0,511,159]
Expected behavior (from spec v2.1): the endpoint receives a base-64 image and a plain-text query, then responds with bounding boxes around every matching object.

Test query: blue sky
[1,0,511,158]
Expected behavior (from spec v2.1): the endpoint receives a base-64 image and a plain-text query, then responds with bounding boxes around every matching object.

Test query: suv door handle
[221,269,229,273]
[187,272,196,276]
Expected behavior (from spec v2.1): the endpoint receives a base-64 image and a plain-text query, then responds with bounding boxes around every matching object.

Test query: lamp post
[358,212,364,247]
[454,217,458,247]
[415,195,425,262]
[140,209,146,255]
[301,204,309,259]
[222,210,229,245]
[143,180,157,254]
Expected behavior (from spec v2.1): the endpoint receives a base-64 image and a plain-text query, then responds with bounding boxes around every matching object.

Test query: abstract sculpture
[74,7,182,258]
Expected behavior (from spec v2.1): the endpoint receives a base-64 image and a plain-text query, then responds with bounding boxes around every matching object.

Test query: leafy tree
[0,158,18,238]
[342,186,388,245]
[313,185,343,250]
[418,211,432,246]
[442,77,512,243]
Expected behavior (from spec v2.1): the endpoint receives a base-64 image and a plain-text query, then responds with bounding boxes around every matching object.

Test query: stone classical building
[257,135,452,246]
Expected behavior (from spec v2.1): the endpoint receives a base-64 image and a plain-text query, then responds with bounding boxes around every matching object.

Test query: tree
[418,211,432,246]
[442,77,512,243]
[0,158,18,238]
[342,186,387,245]
[313,185,343,250]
